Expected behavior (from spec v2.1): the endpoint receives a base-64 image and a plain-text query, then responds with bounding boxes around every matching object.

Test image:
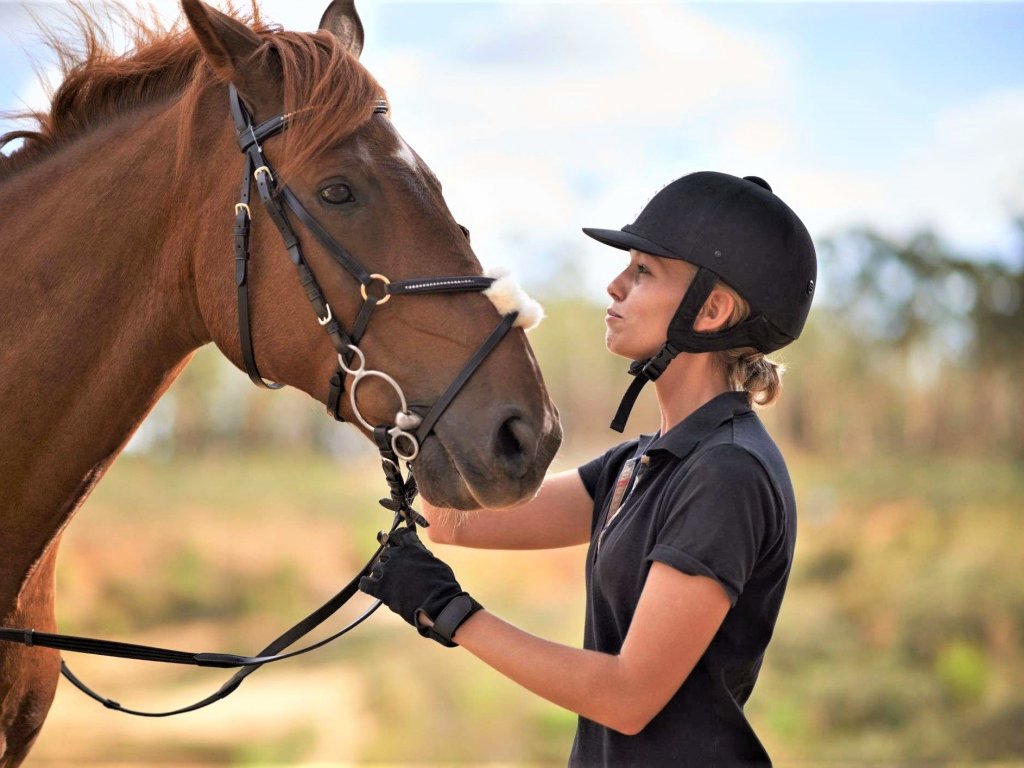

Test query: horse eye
[459,224,471,242]
[320,183,355,205]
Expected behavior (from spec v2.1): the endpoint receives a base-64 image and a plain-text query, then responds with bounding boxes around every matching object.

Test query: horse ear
[319,0,364,58]
[182,0,278,106]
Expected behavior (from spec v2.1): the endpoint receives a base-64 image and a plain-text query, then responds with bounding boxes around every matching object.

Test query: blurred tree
[135,219,1023,461]
[816,222,1023,456]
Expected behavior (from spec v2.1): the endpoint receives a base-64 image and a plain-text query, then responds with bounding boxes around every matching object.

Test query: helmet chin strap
[609,267,718,433]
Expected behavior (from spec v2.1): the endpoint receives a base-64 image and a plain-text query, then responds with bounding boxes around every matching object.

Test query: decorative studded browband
[230,84,524,461]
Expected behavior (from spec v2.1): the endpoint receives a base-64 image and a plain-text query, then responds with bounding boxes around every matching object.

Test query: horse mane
[0,3,386,181]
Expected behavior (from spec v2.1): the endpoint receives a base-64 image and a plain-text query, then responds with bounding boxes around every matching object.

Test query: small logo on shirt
[606,457,638,528]
[603,454,650,531]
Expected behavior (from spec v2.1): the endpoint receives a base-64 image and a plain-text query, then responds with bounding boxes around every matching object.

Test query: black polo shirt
[569,391,796,767]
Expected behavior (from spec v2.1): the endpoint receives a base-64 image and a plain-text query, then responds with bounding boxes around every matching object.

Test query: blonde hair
[712,282,785,407]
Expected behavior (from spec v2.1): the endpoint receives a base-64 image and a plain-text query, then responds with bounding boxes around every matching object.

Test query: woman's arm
[450,562,731,735]
[422,468,593,550]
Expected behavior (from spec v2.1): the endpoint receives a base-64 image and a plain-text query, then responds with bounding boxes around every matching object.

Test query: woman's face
[605,250,696,360]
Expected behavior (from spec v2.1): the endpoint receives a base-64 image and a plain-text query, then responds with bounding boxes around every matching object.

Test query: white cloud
[906,89,1024,252]
[789,88,1024,262]
[359,3,798,295]
[4,0,1018,299]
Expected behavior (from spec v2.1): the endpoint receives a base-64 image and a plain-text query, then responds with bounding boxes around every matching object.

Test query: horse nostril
[494,414,534,479]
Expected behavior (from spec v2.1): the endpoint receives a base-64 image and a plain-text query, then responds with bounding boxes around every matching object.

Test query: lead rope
[0,83,528,715]
[1,442,423,718]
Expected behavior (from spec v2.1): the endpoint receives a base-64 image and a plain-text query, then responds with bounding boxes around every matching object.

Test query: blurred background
[2,0,1022,765]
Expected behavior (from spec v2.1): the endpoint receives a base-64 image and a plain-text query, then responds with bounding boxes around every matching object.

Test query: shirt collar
[641,391,751,461]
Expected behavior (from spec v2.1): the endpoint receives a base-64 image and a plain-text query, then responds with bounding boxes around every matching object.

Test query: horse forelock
[0,3,386,182]
[262,29,387,179]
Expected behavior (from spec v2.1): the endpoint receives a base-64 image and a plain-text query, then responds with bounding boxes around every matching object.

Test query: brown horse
[0,1,561,763]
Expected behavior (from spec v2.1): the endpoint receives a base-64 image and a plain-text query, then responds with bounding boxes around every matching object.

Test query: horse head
[181,0,562,510]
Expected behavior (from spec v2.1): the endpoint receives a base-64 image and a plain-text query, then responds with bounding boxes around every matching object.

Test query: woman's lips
[606,308,622,322]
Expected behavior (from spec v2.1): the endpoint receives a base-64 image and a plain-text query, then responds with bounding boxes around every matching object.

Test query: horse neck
[0,97,224,600]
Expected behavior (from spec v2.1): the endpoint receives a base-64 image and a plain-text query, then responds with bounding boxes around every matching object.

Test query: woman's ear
[694,288,737,333]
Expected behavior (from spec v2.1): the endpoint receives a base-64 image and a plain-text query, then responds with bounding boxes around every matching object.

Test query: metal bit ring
[389,427,420,462]
[337,344,366,376]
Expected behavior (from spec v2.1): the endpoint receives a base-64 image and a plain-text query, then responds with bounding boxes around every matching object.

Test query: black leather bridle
[229,84,517,461]
[0,85,522,716]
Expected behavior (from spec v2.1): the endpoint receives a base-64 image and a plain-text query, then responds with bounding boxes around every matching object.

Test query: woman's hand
[358,526,482,647]
[421,469,594,550]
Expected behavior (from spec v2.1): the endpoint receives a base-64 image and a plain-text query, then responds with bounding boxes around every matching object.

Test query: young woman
[360,171,817,766]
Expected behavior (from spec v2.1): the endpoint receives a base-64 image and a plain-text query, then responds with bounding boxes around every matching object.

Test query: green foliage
[35,220,1024,763]
[37,450,1024,764]
[748,452,1024,762]
[133,220,1024,461]
[936,640,990,706]
[230,727,318,766]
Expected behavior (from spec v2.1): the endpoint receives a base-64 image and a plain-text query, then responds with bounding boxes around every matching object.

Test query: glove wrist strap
[426,594,481,647]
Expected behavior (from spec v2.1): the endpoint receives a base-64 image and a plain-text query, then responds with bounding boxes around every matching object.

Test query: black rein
[0,84,522,716]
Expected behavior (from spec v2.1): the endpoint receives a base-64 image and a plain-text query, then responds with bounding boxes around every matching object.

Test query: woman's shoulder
[677,423,795,519]
[660,442,772,497]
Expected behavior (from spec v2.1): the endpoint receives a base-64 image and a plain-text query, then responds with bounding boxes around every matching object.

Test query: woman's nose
[607,269,627,301]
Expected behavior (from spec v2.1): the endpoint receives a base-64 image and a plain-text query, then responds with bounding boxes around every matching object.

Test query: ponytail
[719,347,785,407]
[712,282,786,407]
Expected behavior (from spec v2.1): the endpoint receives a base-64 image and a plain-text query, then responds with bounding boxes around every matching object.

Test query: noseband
[230,84,516,462]
[0,84,531,718]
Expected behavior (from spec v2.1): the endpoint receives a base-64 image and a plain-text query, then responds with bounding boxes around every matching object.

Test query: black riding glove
[359,526,482,647]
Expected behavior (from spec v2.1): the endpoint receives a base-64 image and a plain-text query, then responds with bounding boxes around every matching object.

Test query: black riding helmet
[583,171,817,432]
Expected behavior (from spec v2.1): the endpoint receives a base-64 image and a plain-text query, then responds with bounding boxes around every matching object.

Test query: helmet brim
[582,227,683,261]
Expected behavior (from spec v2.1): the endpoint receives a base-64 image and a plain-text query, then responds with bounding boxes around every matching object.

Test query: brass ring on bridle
[360,273,392,305]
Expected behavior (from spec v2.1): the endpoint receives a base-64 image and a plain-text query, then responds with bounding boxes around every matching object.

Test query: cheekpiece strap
[281,187,371,285]
[327,369,346,421]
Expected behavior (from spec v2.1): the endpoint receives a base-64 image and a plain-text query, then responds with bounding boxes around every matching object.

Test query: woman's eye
[636,264,650,275]
[459,224,471,242]
[320,183,355,205]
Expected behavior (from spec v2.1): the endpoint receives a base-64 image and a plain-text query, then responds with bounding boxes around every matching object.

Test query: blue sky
[2,1,1022,302]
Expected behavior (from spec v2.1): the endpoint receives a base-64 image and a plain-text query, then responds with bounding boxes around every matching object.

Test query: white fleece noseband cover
[483,267,544,330]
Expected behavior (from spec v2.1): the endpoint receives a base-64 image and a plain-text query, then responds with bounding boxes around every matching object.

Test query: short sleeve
[577,440,642,536]
[577,441,637,501]
[577,451,609,500]
[647,445,778,605]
